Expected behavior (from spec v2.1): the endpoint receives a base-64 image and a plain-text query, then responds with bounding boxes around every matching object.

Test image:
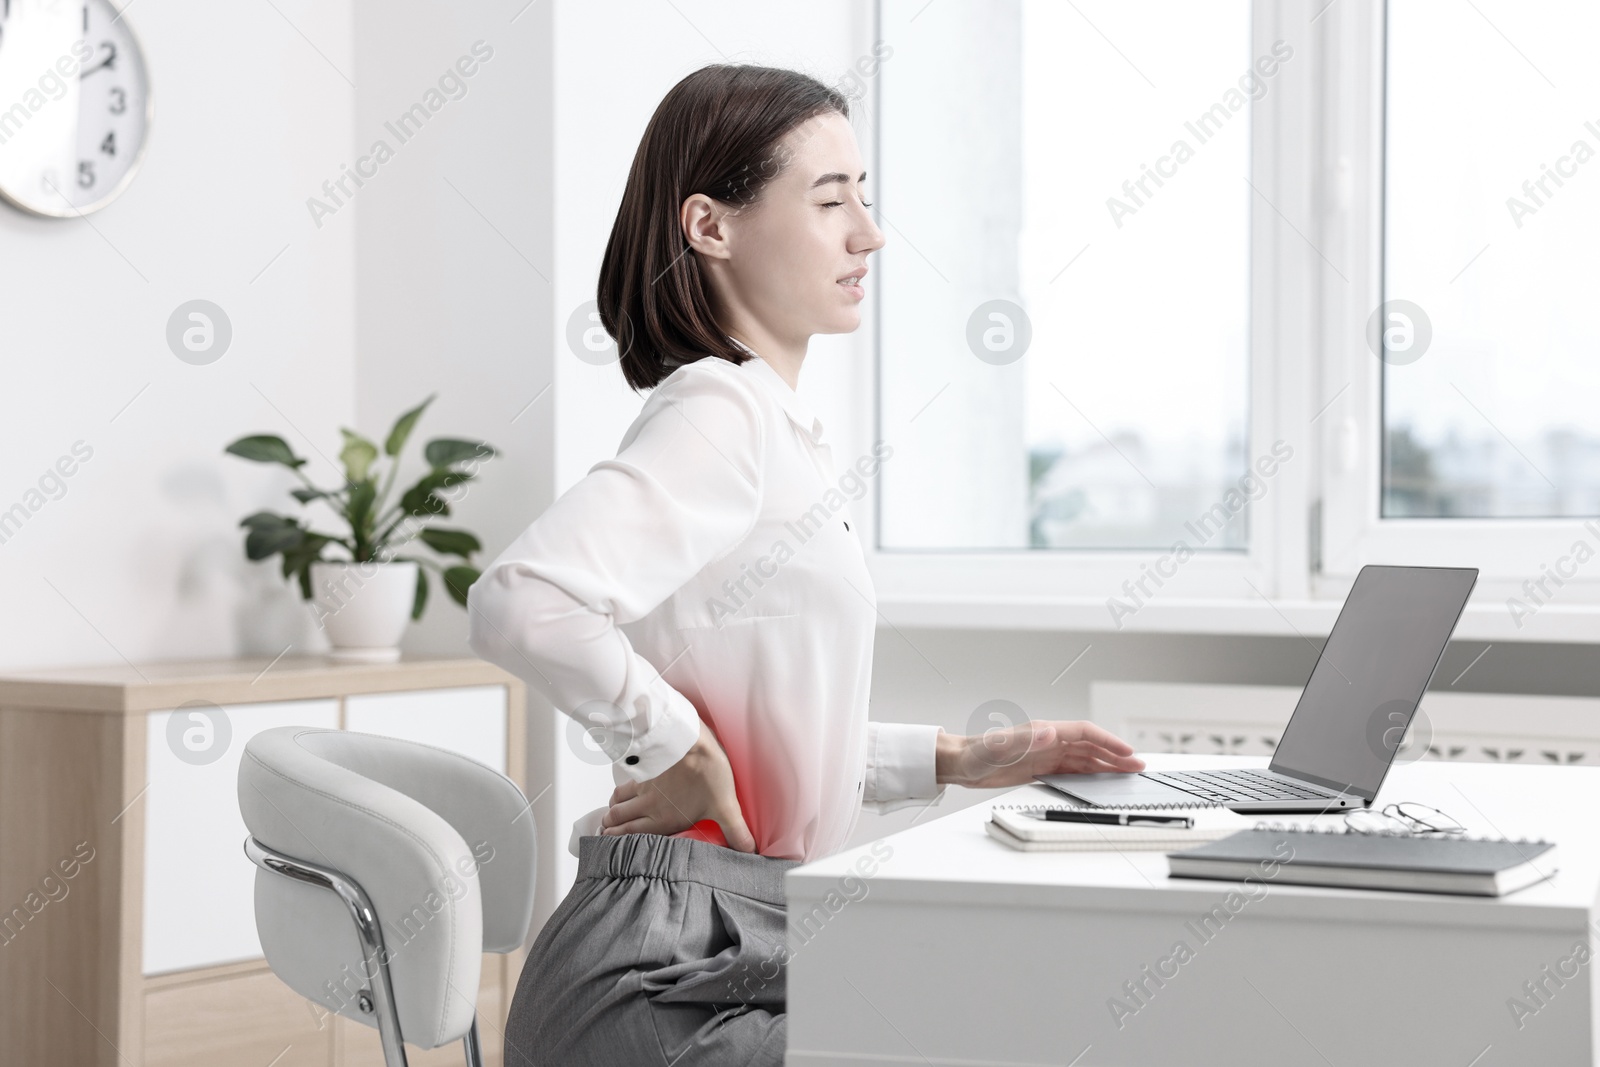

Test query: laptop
[1037,564,1479,814]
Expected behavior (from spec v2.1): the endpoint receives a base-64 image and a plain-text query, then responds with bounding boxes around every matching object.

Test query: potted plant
[225,394,497,662]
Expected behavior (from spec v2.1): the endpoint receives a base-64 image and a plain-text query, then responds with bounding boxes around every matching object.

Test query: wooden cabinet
[0,656,528,1067]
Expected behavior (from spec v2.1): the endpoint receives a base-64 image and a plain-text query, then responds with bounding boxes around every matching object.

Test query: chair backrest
[238,726,536,1051]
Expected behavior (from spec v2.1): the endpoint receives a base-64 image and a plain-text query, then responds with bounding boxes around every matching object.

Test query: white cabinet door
[344,685,508,773]
[143,698,339,976]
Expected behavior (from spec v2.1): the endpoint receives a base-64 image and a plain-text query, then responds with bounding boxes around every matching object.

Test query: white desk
[785,754,1600,1067]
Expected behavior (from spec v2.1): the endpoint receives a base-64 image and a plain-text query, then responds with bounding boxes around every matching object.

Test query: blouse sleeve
[466,362,765,783]
[861,721,948,814]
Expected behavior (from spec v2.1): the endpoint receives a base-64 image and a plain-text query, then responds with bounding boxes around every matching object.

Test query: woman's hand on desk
[935,720,1145,789]
[599,720,757,852]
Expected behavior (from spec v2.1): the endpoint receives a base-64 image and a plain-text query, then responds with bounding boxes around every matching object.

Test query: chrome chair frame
[244,835,484,1067]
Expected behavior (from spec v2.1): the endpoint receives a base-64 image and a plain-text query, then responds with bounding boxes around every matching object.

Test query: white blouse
[465,343,947,862]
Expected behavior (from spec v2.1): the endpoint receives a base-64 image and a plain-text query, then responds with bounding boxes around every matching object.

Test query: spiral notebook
[985,802,1248,852]
[1032,795,1232,812]
[1167,824,1558,897]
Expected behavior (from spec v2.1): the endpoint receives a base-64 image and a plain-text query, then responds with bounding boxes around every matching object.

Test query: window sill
[874,595,1600,644]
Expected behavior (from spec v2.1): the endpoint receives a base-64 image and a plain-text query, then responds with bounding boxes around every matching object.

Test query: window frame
[857,0,1600,631]
[861,0,1312,612]
[1313,0,1600,605]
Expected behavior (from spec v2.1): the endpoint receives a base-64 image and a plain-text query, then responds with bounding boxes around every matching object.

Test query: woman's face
[693,111,886,344]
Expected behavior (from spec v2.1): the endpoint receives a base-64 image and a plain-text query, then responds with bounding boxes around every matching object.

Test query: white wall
[351,1,554,657]
[0,0,556,672]
[0,0,356,668]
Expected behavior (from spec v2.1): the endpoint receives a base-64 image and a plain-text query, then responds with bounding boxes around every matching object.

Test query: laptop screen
[1269,565,1478,801]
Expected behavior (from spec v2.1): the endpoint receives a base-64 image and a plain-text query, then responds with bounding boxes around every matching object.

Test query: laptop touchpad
[1035,772,1201,807]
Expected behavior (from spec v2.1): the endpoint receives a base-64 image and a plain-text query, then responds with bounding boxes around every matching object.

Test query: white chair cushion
[238,726,535,1050]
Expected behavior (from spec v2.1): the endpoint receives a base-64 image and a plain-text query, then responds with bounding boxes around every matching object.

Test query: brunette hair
[598,64,850,392]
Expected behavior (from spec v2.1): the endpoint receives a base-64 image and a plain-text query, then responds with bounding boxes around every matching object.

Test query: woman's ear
[681,193,732,261]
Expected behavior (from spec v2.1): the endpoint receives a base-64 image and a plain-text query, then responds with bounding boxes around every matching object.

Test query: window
[1318,0,1600,604]
[867,0,1600,624]
[876,0,1255,552]
[1383,1,1600,519]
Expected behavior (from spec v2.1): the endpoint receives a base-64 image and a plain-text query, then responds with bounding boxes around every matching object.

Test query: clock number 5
[109,87,126,115]
[78,161,95,189]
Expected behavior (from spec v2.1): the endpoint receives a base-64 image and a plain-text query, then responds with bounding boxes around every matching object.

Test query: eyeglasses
[1342,802,1464,837]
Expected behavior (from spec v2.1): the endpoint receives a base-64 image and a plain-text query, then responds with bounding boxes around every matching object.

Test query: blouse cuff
[862,721,947,814]
[613,681,702,782]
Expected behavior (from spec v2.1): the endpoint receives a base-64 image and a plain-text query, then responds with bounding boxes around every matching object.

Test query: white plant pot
[308,560,418,663]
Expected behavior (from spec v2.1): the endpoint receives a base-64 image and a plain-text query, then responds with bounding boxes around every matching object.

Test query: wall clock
[0,0,152,217]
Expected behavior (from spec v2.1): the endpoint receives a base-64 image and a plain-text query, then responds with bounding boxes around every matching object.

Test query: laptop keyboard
[1143,769,1337,804]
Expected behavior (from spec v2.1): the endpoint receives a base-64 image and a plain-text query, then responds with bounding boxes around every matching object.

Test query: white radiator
[1090,682,1600,767]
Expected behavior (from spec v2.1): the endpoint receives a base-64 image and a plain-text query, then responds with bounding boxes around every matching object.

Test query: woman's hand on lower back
[936,720,1146,790]
[599,719,757,852]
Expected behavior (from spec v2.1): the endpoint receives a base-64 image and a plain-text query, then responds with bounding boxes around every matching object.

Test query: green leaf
[245,522,304,561]
[411,567,429,621]
[293,558,315,599]
[346,480,378,550]
[290,486,339,505]
[239,510,294,530]
[339,429,380,483]
[397,469,472,521]
[225,435,306,469]
[442,565,480,608]
[280,532,333,580]
[418,527,482,558]
[424,438,497,468]
[386,395,435,457]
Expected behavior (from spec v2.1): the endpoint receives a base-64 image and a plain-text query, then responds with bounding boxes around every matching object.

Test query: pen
[1035,810,1193,828]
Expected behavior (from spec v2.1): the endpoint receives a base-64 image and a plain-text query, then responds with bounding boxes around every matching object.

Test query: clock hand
[79,42,117,78]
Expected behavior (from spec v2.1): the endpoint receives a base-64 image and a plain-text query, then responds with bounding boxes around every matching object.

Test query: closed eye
[823,200,874,208]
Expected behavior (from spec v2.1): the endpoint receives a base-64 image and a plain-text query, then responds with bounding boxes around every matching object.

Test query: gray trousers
[504,832,800,1067]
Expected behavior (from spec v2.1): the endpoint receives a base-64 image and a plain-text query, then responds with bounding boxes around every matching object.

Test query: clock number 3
[0,0,150,217]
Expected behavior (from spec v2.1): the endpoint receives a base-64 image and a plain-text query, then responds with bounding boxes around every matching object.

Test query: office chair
[238,726,537,1067]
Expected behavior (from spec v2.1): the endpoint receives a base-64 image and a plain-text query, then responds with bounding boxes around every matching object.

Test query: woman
[466,63,1145,1067]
